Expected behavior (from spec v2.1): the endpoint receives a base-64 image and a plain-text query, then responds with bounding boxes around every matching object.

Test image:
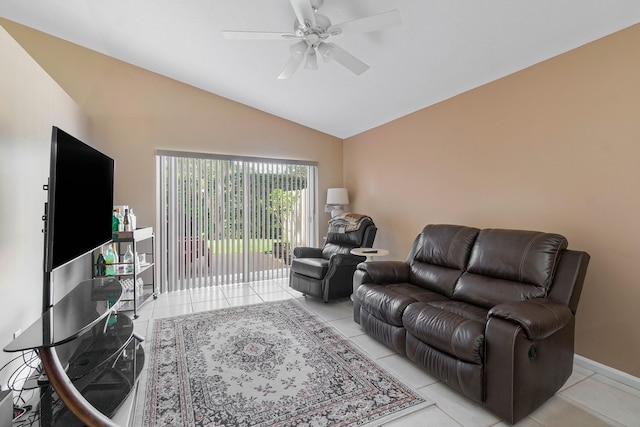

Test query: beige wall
[0,24,94,385]
[88,68,343,239]
[344,24,640,377]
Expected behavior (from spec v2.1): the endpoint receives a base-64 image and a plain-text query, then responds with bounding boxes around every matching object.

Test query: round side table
[350,247,390,261]
[350,248,390,300]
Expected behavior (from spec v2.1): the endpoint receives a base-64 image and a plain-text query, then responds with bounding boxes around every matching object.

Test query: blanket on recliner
[330,213,372,232]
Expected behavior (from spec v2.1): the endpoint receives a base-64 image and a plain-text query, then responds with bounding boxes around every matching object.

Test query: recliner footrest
[290,258,329,279]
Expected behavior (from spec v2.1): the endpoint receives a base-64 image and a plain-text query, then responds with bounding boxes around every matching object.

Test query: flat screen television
[44,126,115,273]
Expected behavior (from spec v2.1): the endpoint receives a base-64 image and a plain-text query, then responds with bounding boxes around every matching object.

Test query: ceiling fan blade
[330,9,401,34]
[278,41,307,79]
[278,55,305,79]
[324,42,369,75]
[289,0,316,29]
[222,31,298,40]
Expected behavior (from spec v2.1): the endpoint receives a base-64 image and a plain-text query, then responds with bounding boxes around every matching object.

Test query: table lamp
[325,188,349,218]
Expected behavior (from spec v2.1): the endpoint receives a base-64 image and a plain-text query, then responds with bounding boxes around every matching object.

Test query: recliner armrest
[293,246,323,258]
[357,261,410,284]
[488,298,573,340]
[329,253,366,266]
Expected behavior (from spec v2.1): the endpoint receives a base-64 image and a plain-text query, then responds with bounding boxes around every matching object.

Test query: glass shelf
[60,313,134,381]
[3,277,122,352]
[51,338,145,426]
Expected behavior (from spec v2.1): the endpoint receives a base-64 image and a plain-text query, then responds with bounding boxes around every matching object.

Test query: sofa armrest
[357,261,410,284]
[488,298,573,340]
[293,246,323,258]
[484,308,576,423]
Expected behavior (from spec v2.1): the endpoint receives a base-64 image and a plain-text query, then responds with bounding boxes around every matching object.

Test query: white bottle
[129,208,137,230]
[134,250,142,271]
[116,208,124,232]
[123,244,134,274]
[112,243,122,273]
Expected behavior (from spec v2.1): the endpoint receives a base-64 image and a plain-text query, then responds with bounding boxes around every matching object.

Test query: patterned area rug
[140,300,432,426]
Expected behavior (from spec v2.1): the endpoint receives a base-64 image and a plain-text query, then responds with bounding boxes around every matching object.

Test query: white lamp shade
[326,188,349,205]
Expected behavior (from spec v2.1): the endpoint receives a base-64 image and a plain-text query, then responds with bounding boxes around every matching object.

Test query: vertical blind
[156,151,318,292]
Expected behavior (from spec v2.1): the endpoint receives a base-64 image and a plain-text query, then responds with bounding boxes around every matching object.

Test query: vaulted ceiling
[2,0,639,138]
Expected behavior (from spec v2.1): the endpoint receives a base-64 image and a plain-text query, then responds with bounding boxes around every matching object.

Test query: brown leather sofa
[352,224,590,424]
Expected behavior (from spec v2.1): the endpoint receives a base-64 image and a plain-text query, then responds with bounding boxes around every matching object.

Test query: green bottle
[112,209,120,232]
[105,245,116,275]
[96,247,106,276]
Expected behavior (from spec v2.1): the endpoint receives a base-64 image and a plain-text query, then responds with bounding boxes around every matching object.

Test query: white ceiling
[2,0,640,138]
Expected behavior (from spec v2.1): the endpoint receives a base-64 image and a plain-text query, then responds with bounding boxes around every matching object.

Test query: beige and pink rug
[141,300,432,426]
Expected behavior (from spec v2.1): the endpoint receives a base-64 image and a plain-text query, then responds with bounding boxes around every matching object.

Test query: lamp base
[330,207,345,218]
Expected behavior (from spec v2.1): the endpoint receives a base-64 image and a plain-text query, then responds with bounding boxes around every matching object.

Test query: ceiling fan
[222,0,402,79]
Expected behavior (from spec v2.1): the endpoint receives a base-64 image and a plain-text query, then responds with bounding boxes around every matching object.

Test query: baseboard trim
[574,354,640,391]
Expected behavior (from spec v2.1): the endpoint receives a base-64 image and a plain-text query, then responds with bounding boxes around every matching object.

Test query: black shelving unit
[3,278,144,426]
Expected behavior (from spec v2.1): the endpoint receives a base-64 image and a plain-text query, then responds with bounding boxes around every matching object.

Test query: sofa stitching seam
[534,299,562,332]
[448,228,465,268]
[519,234,538,283]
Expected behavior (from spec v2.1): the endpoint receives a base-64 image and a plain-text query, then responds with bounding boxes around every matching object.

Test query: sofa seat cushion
[357,283,448,326]
[291,258,329,280]
[403,301,488,364]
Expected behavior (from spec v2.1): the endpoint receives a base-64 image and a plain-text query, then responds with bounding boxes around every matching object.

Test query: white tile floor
[125,278,640,427]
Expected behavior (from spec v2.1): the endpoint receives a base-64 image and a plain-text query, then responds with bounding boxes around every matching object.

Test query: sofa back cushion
[408,224,480,297]
[453,228,568,308]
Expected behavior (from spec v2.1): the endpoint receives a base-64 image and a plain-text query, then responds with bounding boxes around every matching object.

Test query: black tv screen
[45,127,115,272]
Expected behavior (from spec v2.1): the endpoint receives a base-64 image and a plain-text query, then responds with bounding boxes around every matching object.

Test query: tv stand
[3,277,144,426]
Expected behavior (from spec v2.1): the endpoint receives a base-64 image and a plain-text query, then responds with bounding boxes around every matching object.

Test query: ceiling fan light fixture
[304,47,318,69]
[290,41,307,57]
[317,42,334,62]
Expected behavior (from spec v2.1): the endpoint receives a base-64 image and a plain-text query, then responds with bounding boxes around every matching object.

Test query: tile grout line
[551,394,625,427]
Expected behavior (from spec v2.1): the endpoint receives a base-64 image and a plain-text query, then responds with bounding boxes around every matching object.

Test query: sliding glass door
[156,151,318,292]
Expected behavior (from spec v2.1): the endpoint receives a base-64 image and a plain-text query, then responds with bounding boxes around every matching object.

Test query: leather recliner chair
[289,214,376,302]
